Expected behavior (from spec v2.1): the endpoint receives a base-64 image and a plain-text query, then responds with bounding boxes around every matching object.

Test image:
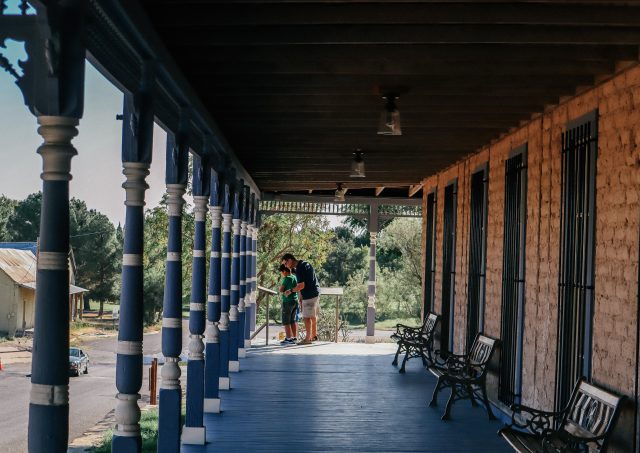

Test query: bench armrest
[394,323,421,335]
[542,429,606,453]
[506,404,566,437]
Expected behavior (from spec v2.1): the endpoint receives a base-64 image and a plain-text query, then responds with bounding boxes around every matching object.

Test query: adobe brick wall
[421,63,640,447]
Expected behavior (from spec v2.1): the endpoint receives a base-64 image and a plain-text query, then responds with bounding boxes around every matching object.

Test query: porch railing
[251,285,277,345]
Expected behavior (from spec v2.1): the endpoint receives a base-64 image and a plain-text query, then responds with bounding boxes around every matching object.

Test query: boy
[278,264,298,344]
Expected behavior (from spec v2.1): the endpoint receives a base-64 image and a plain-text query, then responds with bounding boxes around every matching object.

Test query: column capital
[222,213,232,232]
[369,231,378,244]
[232,218,241,234]
[166,184,186,216]
[122,162,150,207]
[37,116,79,182]
[210,205,223,227]
[240,220,247,235]
[193,196,208,222]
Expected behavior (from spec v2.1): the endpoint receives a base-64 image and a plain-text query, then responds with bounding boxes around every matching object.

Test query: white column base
[238,348,246,358]
[219,377,230,390]
[181,426,206,445]
[204,398,221,413]
[229,360,240,372]
[365,336,376,344]
[244,339,251,349]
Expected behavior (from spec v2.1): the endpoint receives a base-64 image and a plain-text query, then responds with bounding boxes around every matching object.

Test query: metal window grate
[499,147,527,406]
[424,191,437,315]
[466,168,488,353]
[555,111,597,412]
[441,181,457,353]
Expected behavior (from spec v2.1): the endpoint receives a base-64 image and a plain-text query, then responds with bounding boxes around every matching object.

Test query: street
[0,322,189,452]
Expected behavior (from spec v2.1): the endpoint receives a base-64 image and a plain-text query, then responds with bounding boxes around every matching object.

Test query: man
[281,253,320,344]
[278,264,298,345]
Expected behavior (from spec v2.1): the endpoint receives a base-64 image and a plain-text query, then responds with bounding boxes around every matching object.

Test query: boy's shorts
[282,300,298,325]
[301,296,319,318]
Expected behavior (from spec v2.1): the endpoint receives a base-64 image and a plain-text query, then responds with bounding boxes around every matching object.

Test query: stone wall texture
[421,64,640,450]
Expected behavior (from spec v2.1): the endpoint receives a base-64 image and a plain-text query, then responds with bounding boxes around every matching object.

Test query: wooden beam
[169,24,640,46]
[147,3,640,28]
[375,187,385,197]
[170,44,638,63]
[409,183,424,198]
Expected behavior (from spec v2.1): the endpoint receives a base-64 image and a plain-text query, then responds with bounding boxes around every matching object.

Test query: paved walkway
[184,342,511,452]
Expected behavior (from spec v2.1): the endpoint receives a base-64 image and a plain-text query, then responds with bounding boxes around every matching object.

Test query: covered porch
[184,342,510,453]
[2,0,640,452]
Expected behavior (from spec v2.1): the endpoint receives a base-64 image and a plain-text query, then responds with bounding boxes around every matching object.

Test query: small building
[0,245,87,337]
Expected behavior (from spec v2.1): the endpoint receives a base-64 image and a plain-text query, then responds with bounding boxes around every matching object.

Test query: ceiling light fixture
[350,149,366,178]
[334,183,347,202]
[377,94,402,136]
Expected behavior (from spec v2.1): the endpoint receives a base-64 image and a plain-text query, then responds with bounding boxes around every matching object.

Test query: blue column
[112,88,154,453]
[157,132,188,453]
[204,173,222,410]
[366,208,379,344]
[182,153,209,445]
[28,117,77,453]
[251,212,259,333]
[219,185,232,389]
[237,208,247,358]
[243,221,253,348]
[229,192,242,372]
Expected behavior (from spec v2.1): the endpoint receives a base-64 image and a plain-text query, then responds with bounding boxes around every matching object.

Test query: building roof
[0,248,88,294]
[0,242,37,256]
[0,248,36,285]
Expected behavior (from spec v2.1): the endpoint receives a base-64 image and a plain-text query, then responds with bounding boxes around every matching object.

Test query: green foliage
[319,235,367,287]
[5,192,41,241]
[141,196,197,325]
[257,213,333,294]
[327,217,423,323]
[69,200,121,304]
[93,407,163,452]
[0,195,17,241]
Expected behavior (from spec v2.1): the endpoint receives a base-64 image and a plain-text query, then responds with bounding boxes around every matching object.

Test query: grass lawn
[93,407,160,452]
[347,317,421,331]
[87,300,120,314]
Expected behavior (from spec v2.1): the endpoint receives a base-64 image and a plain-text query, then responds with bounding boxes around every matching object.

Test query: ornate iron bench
[391,312,440,373]
[428,333,499,420]
[499,377,624,453]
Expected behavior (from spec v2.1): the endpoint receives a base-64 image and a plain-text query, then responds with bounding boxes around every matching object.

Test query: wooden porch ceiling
[139,1,640,196]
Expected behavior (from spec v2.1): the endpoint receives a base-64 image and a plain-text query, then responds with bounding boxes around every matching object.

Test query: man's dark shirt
[295,260,320,299]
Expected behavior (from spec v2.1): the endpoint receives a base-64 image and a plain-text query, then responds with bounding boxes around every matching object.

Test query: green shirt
[281,274,298,304]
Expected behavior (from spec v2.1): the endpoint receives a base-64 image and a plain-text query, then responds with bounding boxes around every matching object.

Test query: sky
[0,31,342,230]
[0,40,169,226]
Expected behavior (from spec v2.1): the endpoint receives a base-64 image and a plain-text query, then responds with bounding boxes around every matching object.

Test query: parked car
[69,347,89,376]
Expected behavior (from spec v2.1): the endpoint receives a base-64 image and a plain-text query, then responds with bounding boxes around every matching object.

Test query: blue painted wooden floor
[183,343,511,452]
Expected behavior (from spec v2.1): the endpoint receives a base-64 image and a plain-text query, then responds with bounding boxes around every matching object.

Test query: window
[555,110,597,411]
[441,181,457,353]
[499,145,527,406]
[423,190,437,316]
[466,166,488,352]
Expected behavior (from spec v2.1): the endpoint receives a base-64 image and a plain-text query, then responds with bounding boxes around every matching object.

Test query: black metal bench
[499,377,624,453]
[391,312,440,373]
[428,333,499,420]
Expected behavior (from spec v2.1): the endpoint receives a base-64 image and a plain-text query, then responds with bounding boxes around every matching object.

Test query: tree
[69,201,120,315]
[256,214,334,319]
[5,192,41,241]
[320,234,367,287]
[375,217,423,319]
[0,195,16,241]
